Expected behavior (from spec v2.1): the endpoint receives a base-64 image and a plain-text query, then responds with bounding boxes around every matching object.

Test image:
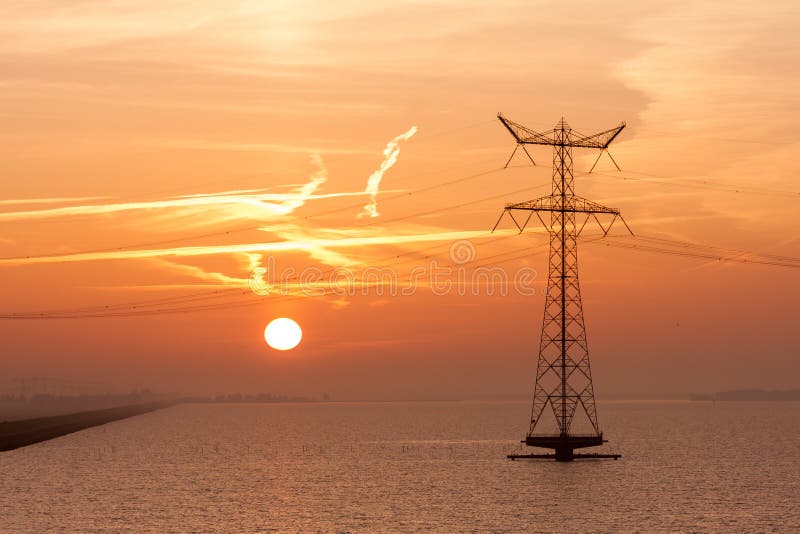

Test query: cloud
[358,126,417,218]
[281,154,328,213]
[152,258,250,286]
[0,229,490,266]
[0,154,340,223]
[0,196,111,207]
[148,139,373,155]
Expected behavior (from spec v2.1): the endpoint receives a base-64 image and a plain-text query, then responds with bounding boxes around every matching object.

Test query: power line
[0,163,543,264]
[0,176,547,316]
[0,162,548,316]
[0,234,548,319]
[586,235,800,269]
[589,169,800,199]
[626,129,781,146]
[631,234,800,264]
[4,115,798,321]
[6,224,799,319]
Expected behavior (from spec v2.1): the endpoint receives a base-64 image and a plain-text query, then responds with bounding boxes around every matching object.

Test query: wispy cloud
[152,257,251,286]
[282,154,327,212]
[0,229,489,266]
[358,126,417,218]
[0,196,111,207]
[0,155,344,222]
[0,191,362,222]
[150,139,372,155]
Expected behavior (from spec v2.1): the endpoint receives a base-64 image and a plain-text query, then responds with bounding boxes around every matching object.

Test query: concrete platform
[509,433,621,461]
[508,452,621,461]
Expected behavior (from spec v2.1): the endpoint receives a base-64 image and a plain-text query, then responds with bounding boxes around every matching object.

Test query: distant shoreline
[2,392,797,452]
[0,402,174,452]
[689,389,800,402]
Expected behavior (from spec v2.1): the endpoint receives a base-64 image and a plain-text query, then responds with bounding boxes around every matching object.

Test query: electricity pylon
[493,113,631,461]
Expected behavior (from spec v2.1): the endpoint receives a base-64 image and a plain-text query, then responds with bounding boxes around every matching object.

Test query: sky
[0,0,798,400]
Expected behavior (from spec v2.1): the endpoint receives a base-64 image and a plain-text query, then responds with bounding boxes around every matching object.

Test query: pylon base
[507,433,619,462]
[507,452,621,461]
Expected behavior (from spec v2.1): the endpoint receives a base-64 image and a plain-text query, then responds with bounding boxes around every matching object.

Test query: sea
[1,400,798,532]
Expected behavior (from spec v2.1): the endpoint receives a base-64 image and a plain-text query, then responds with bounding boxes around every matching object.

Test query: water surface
[1,401,798,532]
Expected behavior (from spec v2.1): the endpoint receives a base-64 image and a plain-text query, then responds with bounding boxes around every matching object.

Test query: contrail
[0,229,489,266]
[279,154,328,214]
[0,154,336,222]
[0,196,111,207]
[358,126,417,218]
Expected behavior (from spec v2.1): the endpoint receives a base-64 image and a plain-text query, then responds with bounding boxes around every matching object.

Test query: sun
[264,318,302,351]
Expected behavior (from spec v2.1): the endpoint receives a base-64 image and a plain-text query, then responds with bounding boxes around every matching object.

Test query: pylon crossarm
[493,208,541,233]
[504,144,519,169]
[619,215,635,236]
[503,194,620,215]
[520,144,536,166]
[497,113,555,145]
[587,148,623,174]
[503,143,537,168]
[507,210,524,232]
[592,214,608,236]
[497,114,625,149]
[605,149,621,171]
[605,214,619,236]
[588,150,605,174]
[576,214,591,237]
[490,210,506,233]
[504,205,618,215]
[519,211,534,234]
[568,123,626,149]
[534,210,550,233]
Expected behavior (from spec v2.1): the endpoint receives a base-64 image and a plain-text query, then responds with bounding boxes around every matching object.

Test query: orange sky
[0,1,798,399]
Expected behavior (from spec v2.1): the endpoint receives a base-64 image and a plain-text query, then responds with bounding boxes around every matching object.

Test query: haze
[0,0,798,400]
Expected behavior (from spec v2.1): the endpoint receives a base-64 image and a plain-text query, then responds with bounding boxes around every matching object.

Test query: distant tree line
[690,389,800,401]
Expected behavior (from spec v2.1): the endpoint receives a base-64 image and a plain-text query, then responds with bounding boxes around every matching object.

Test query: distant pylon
[493,113,631,461]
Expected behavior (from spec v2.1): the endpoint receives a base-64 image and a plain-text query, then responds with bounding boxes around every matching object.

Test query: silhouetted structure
[691,389,800,401]
[493,113,629,461]
[0,402,174,451]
